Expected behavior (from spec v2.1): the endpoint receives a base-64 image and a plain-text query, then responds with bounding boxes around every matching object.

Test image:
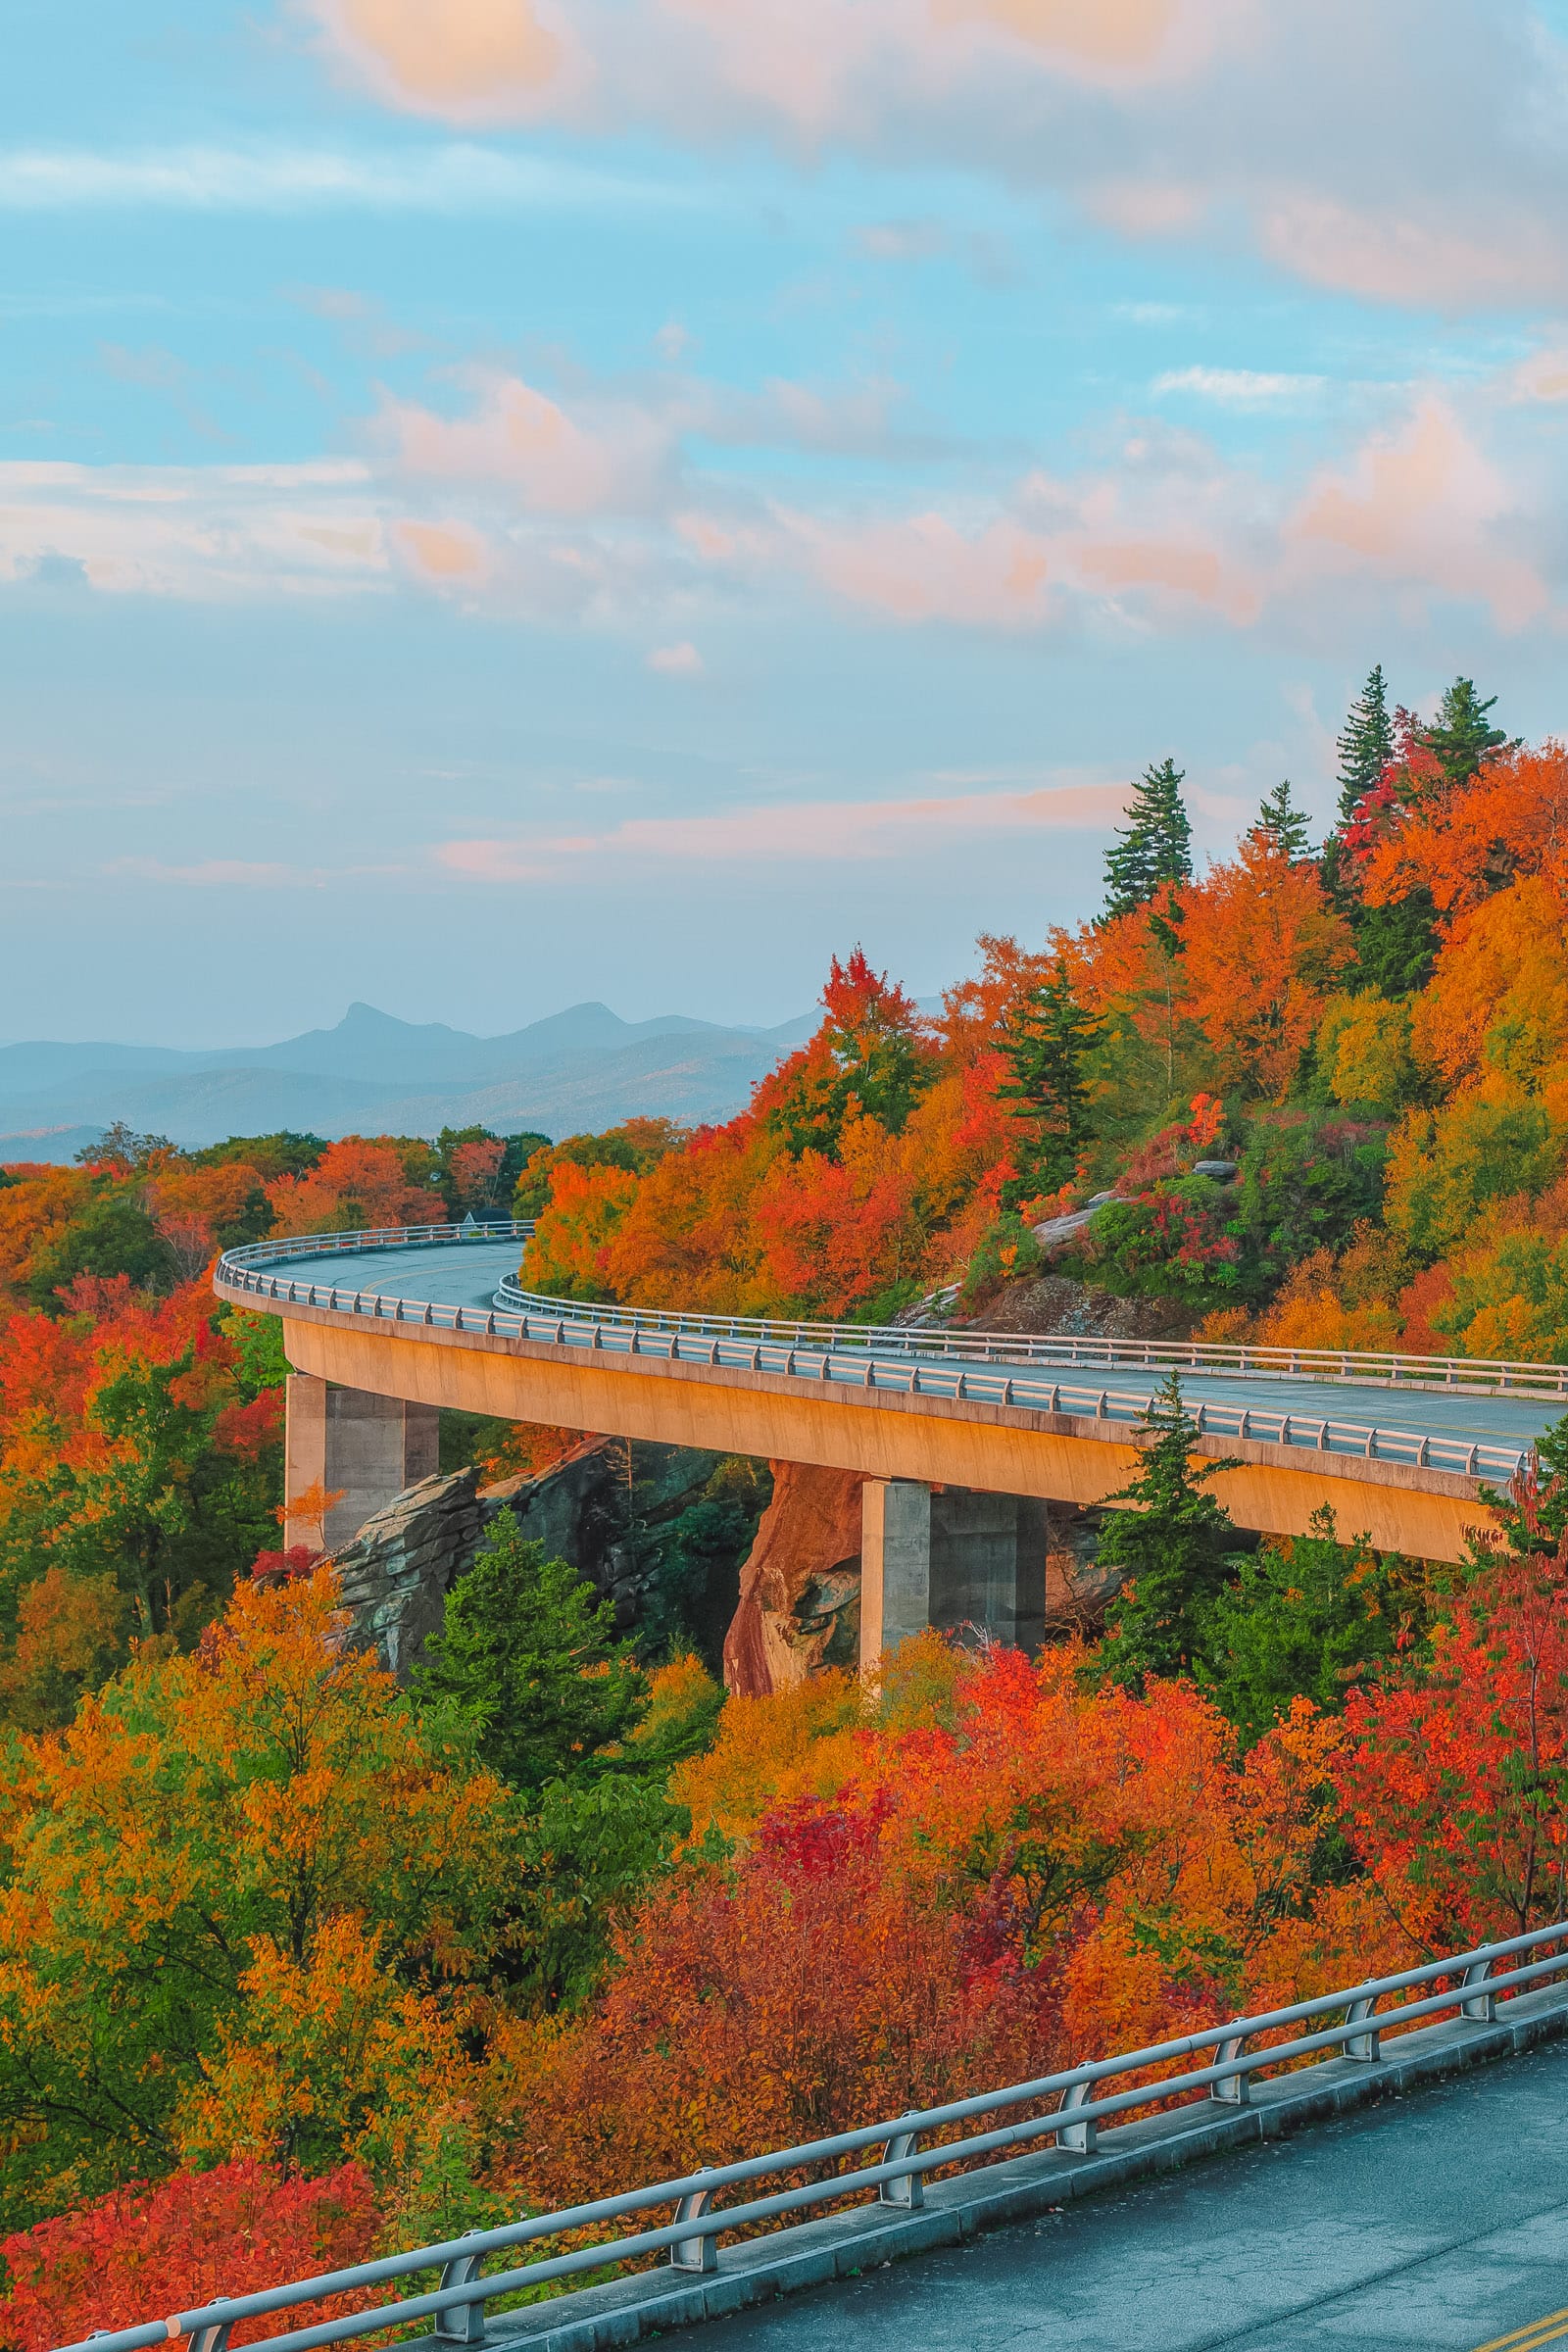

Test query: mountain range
[0,1001,820,1162]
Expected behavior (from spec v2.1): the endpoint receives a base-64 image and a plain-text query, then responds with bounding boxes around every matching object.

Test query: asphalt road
[265,1239,1564,1463]
[678,2040,1568,2352]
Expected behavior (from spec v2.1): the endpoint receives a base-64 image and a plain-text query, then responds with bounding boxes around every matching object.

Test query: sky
[4,0,1568,1046]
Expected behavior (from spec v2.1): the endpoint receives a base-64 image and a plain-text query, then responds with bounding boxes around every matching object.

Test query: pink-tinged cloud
[1289,398,1547,632]
[435,779,1129,880]
[940,0,1176,64]
[392,517,490,580]
[1257,195,1568,310]
[647,640,704,675]
[1513,348,1568,404]
[796,513,1053,628]
[373,368,673,515]
[305,0,574,120]
[1068,533,1260,623]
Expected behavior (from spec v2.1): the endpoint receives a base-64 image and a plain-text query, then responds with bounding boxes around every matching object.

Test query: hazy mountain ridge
[0,1001,819,1161]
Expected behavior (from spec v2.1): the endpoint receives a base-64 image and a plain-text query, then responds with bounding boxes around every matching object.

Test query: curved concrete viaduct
[217,1223,1564,1659]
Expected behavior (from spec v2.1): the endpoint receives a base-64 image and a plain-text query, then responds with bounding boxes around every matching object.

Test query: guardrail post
[670,2169,719,2273]
[1055,2078,1098,2153]
[189,2299,233,2352]
[435,2232,488,2344]
[1210,2032,1250,2105]
[1459,1959,1496,2023]
[878,2114,925,2208]
[1344,1992,1382,2061]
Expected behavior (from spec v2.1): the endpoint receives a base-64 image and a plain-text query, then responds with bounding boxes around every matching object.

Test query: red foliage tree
[0,2159,377,2352]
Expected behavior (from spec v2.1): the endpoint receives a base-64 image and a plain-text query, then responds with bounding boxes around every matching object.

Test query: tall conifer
[1334,665,1394,824]
[1102,758,1193,919]
[997,961,1097,1210]
[1253,780,1312,860]
[1420,677,1511,795]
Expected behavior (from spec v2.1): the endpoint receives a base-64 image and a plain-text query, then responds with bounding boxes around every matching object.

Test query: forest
[4,668,1568,2342]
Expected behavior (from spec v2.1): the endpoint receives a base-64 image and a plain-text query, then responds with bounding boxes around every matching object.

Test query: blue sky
[5,0,1568,1044]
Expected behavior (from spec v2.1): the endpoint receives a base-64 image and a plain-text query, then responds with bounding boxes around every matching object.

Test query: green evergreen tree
[1195,1506,1424,1745]
[1096,1374,1246,1689]
[997,961,1098,1210]
[1334,664,1394,824]
[1351,889,1439,997]
[1253,779,1313,860]
[1102,758,1194,920]
[1420,677,1511,795]
[412,1509,646,1792]
[1477,1412,1568,1563]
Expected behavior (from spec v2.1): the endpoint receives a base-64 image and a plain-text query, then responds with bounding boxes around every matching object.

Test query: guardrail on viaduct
[215,1222,1554,1487]
[57,1921,1568,2352]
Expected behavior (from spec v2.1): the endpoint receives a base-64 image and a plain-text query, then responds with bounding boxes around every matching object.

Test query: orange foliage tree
[1179,832,1354,1101]
[266,1140,445,1239]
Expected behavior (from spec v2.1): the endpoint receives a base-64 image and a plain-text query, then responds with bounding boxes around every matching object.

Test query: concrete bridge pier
[858,1479,1048,1667]
[284,1372,440,1552]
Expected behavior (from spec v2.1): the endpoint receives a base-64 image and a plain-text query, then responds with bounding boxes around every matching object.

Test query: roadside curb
[451,1985,1568,2352]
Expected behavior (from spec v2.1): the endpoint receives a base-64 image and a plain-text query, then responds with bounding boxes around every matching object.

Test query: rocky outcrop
[331,1466,486,1679]
[724,1461,866,1698]
[332,1433,768,1678]
[330,1439,630,1679]
[482,1435,638,1623]
[1043,1503,1126,1631]
[966,1271,1196,1343]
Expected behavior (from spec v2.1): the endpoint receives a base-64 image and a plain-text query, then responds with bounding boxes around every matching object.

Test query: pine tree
[413,1509,646,1791]
[1096,1374,1246,1689]
[1420,677,1511,795]
[1334,664,1394,824]
[997,961,1097,1211]
[1102,758,1194,920]
[1253,779,1312,860]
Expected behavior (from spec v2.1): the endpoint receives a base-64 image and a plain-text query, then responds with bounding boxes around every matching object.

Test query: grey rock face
[330,1434,753,1677]
[330,1466,486,1680]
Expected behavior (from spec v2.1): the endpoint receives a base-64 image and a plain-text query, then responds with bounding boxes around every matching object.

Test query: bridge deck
[260,1238,1562,1465]
[682,2034,1568,2351]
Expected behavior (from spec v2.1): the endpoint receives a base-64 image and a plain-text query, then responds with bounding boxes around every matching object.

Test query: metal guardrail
[214,1227,1540,1485]
[58,1921,1568,2352]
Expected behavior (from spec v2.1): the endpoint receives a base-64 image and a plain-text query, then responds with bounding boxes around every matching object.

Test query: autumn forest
[6,670,1568,2340]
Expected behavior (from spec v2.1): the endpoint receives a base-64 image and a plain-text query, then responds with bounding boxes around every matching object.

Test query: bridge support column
[284,1372,440,1554]
[858,1481,1048,1668]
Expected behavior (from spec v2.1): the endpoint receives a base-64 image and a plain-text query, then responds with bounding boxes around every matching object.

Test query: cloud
[1512,345,1568,404]
[435,778,1130,879]
[308,0,572,117]
[647,640,704,675]
[1255,194,1568,310]
[392,518,491,580]
[1288,397,1548,631]
[791,513,1053,629]
[0,458,387,599]
[6,352,1561,648]
[108,858,327,888]
[289,0,1568,313]
[1152,367,1325,405]
[371,367,679,515]
[0,142,661,214]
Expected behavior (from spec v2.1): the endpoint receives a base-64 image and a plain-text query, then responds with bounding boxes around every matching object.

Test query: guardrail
[59,1920,1568,2352]
[214,1230,1540,1485]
